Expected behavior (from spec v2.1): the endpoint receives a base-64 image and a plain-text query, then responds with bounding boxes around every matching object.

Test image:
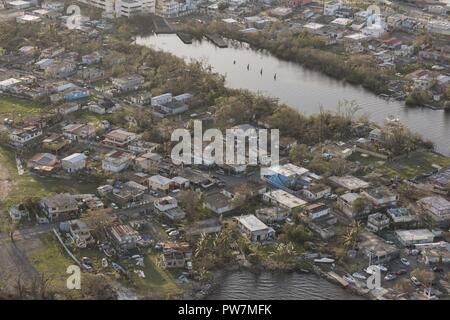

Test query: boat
[385,114,400,124]
[314,257,335,264]
[101,258,108,268]
[112,262,126,274]
[352,272,367,280]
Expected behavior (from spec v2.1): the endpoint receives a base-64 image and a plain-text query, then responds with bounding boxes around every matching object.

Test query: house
[9,205,29,222]
[81,52,102,65]
[109,224,141,251]
[262,189,307,212]
[255,207,289,223]
[303,183,331,201]
[406,69,435,91]
[396,229,435,246]
[204,191,235,214]
[236,214,275,243]
[361,187,398,209]
[366,213,390,233]
[149,175,173,192]
[130,91,152,105]
[306,203,330,220]
[264,163,311,191]
[9,126,43,147]
[154,196,178,212]
[338,193,371,219]
[359,231,399,263]
[77,67,105,81]
[329,175,370,192]
[186,218,222,236]
[66,219,94,247]
[171,176,190,189]
[387,208,417,225]
[112,74,145,91]
[61,153,87,172]
[40,193,78,221]
[421,246,450,265]
[418,196,450,227]
[27,153,59,171]
[58,103,80,115]
[161,242,192,269]
[62,123,95,141]
[16,14,42,24]
[135,152,162,171]
[42,133,69,152]
[102,151,133,173]
[151,92,192,116]
[111,181,146,206]
[103,129,137,147]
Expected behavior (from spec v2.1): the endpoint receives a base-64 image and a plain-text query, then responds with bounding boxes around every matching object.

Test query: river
[207,271,365,300]
[135,34,450,155]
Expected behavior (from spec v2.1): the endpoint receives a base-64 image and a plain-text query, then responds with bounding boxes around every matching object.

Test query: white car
[168,230,179,237]
[401,258,410,266]
[377,265,388,272]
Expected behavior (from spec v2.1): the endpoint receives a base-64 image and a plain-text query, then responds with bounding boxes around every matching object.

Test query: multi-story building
[78,0,155,17]
[9,126,43,147]
[102,150,133,173]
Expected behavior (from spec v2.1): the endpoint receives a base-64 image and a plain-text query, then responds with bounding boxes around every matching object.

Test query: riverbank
[174,19,449,111]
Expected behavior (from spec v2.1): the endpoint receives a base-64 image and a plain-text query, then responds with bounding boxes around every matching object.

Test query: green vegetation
[31,233,82,299]
[0,96,45,120]
[349,150,450,180]
[0,145,98,208]
[129,255,181,298]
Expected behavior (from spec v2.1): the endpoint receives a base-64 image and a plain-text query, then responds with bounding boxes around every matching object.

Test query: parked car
[384,273,397,281]
[401,258,410,266]
[396,269,408,276]
[432,266,444,273]
[411,276,422,287]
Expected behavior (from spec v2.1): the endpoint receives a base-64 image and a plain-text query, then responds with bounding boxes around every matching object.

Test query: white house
[102,151,132,173]
[62,153,87,172]
[263,189,307,212]
[237,214,275,243]
[303,183,331,201]
[149,175,173,192]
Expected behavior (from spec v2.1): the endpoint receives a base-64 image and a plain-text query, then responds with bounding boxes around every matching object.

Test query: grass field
[31,233,83,299]
[128,254,181,298]
[349,150,450,180]
[0,96,45,120]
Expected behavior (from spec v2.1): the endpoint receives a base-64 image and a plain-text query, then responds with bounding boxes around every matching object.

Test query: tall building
[78,0,155,17]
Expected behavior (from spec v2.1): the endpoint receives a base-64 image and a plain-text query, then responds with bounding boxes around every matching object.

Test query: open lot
[350,151,450,180]
[0,146,98,207]
[0,96,45,120]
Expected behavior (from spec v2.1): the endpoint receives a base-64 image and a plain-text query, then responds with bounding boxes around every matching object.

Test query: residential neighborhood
[0,0,449,303]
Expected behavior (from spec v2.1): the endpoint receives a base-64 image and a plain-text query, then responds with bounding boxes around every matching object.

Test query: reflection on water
[136,34,450,155]
[207,271,364,300]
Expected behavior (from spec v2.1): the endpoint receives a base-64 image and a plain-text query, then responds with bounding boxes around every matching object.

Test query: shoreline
[200,264,371,300]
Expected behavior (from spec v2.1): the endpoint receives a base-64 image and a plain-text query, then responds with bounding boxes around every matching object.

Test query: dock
[177,32,193,44]
[205,34,228,48]
[326,271,349,288]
